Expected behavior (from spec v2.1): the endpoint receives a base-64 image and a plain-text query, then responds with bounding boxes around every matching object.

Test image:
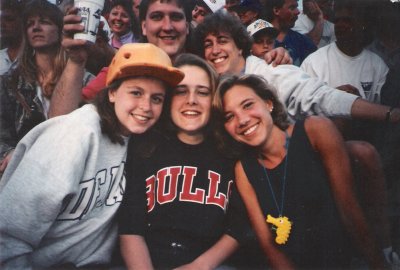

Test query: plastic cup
[73,0,104,43]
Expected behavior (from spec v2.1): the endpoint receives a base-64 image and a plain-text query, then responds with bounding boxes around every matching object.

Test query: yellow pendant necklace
[262,131,292,245]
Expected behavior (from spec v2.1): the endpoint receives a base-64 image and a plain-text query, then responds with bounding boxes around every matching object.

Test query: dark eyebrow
[240,98,253,106]
[148,10,163,16]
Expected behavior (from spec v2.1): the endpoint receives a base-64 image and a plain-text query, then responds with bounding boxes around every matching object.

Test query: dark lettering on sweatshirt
[57,162,126,220]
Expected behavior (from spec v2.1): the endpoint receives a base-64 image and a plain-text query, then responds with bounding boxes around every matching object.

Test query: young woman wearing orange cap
[0,43,184,269]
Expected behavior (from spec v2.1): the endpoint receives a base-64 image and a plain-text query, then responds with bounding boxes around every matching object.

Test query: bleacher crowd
[1,0,400,269]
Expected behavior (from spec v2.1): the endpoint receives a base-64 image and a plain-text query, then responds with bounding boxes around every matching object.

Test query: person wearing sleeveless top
[213,74,384,269]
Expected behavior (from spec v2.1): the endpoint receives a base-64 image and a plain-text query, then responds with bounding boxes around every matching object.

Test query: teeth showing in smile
[183,111,199,116]
[132,114,150,122]
[160,35,176,40]
[243,124,258,136]
[213,57,225,64]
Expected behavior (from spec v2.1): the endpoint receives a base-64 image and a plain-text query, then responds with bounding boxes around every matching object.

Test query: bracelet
[385,107,395,122]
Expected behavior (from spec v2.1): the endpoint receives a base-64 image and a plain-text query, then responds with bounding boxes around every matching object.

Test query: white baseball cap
[200,0,226,13]
[247,19,279,37]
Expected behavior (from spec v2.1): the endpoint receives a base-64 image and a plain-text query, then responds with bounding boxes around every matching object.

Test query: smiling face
[141,0,189,60]
[203,32,245,75]
[222,84,274,147]
[109,77,166,135]
[108,5,132,36]
[171,65,212,144]
[26,15,59,50]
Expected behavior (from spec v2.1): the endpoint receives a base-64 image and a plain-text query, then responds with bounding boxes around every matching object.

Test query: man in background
[0,0,23,75]
[191,0,225,28]
[265,0,317,65]
[292,0,335,48]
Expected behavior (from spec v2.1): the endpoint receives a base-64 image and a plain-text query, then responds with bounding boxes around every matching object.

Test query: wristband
[385,107,395,122]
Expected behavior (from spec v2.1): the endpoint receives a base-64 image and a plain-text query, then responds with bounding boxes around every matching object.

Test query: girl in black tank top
[213,74,384,268]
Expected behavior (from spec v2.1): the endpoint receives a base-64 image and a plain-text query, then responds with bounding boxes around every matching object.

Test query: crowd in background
[0,0,400,269]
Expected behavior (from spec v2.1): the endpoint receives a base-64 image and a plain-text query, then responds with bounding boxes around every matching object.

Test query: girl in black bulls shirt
[118,54,245,269]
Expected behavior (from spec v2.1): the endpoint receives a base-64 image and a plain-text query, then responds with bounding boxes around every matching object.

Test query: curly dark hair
[192,10,252,59]
[212,74,290,158]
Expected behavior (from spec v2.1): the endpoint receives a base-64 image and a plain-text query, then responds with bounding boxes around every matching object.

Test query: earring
[270,107,274,112]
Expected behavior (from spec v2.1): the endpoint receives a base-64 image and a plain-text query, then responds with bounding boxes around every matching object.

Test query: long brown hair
[18,0,66,98]
[94,79,125,145]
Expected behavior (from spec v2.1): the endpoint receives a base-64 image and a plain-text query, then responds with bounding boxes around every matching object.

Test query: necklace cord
[262,130,290,216]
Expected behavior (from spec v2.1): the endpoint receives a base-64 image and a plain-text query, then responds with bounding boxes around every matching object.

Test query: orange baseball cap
[106,43,184,86]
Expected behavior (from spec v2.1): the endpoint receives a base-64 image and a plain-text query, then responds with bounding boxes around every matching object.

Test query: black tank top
[241,120,352,268]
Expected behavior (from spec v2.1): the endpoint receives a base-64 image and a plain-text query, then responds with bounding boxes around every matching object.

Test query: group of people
[0,0,399,269]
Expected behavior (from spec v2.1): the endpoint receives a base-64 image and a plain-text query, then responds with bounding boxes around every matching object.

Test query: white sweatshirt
[301,42,389,103]
[0,104,128,269]
[245,55,358,119]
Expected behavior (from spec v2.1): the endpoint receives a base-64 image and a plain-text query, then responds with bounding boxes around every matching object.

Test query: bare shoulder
[304,115,336,133]
[303,116,342,149]
[234,160,253,190]
[234,161,246,180]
